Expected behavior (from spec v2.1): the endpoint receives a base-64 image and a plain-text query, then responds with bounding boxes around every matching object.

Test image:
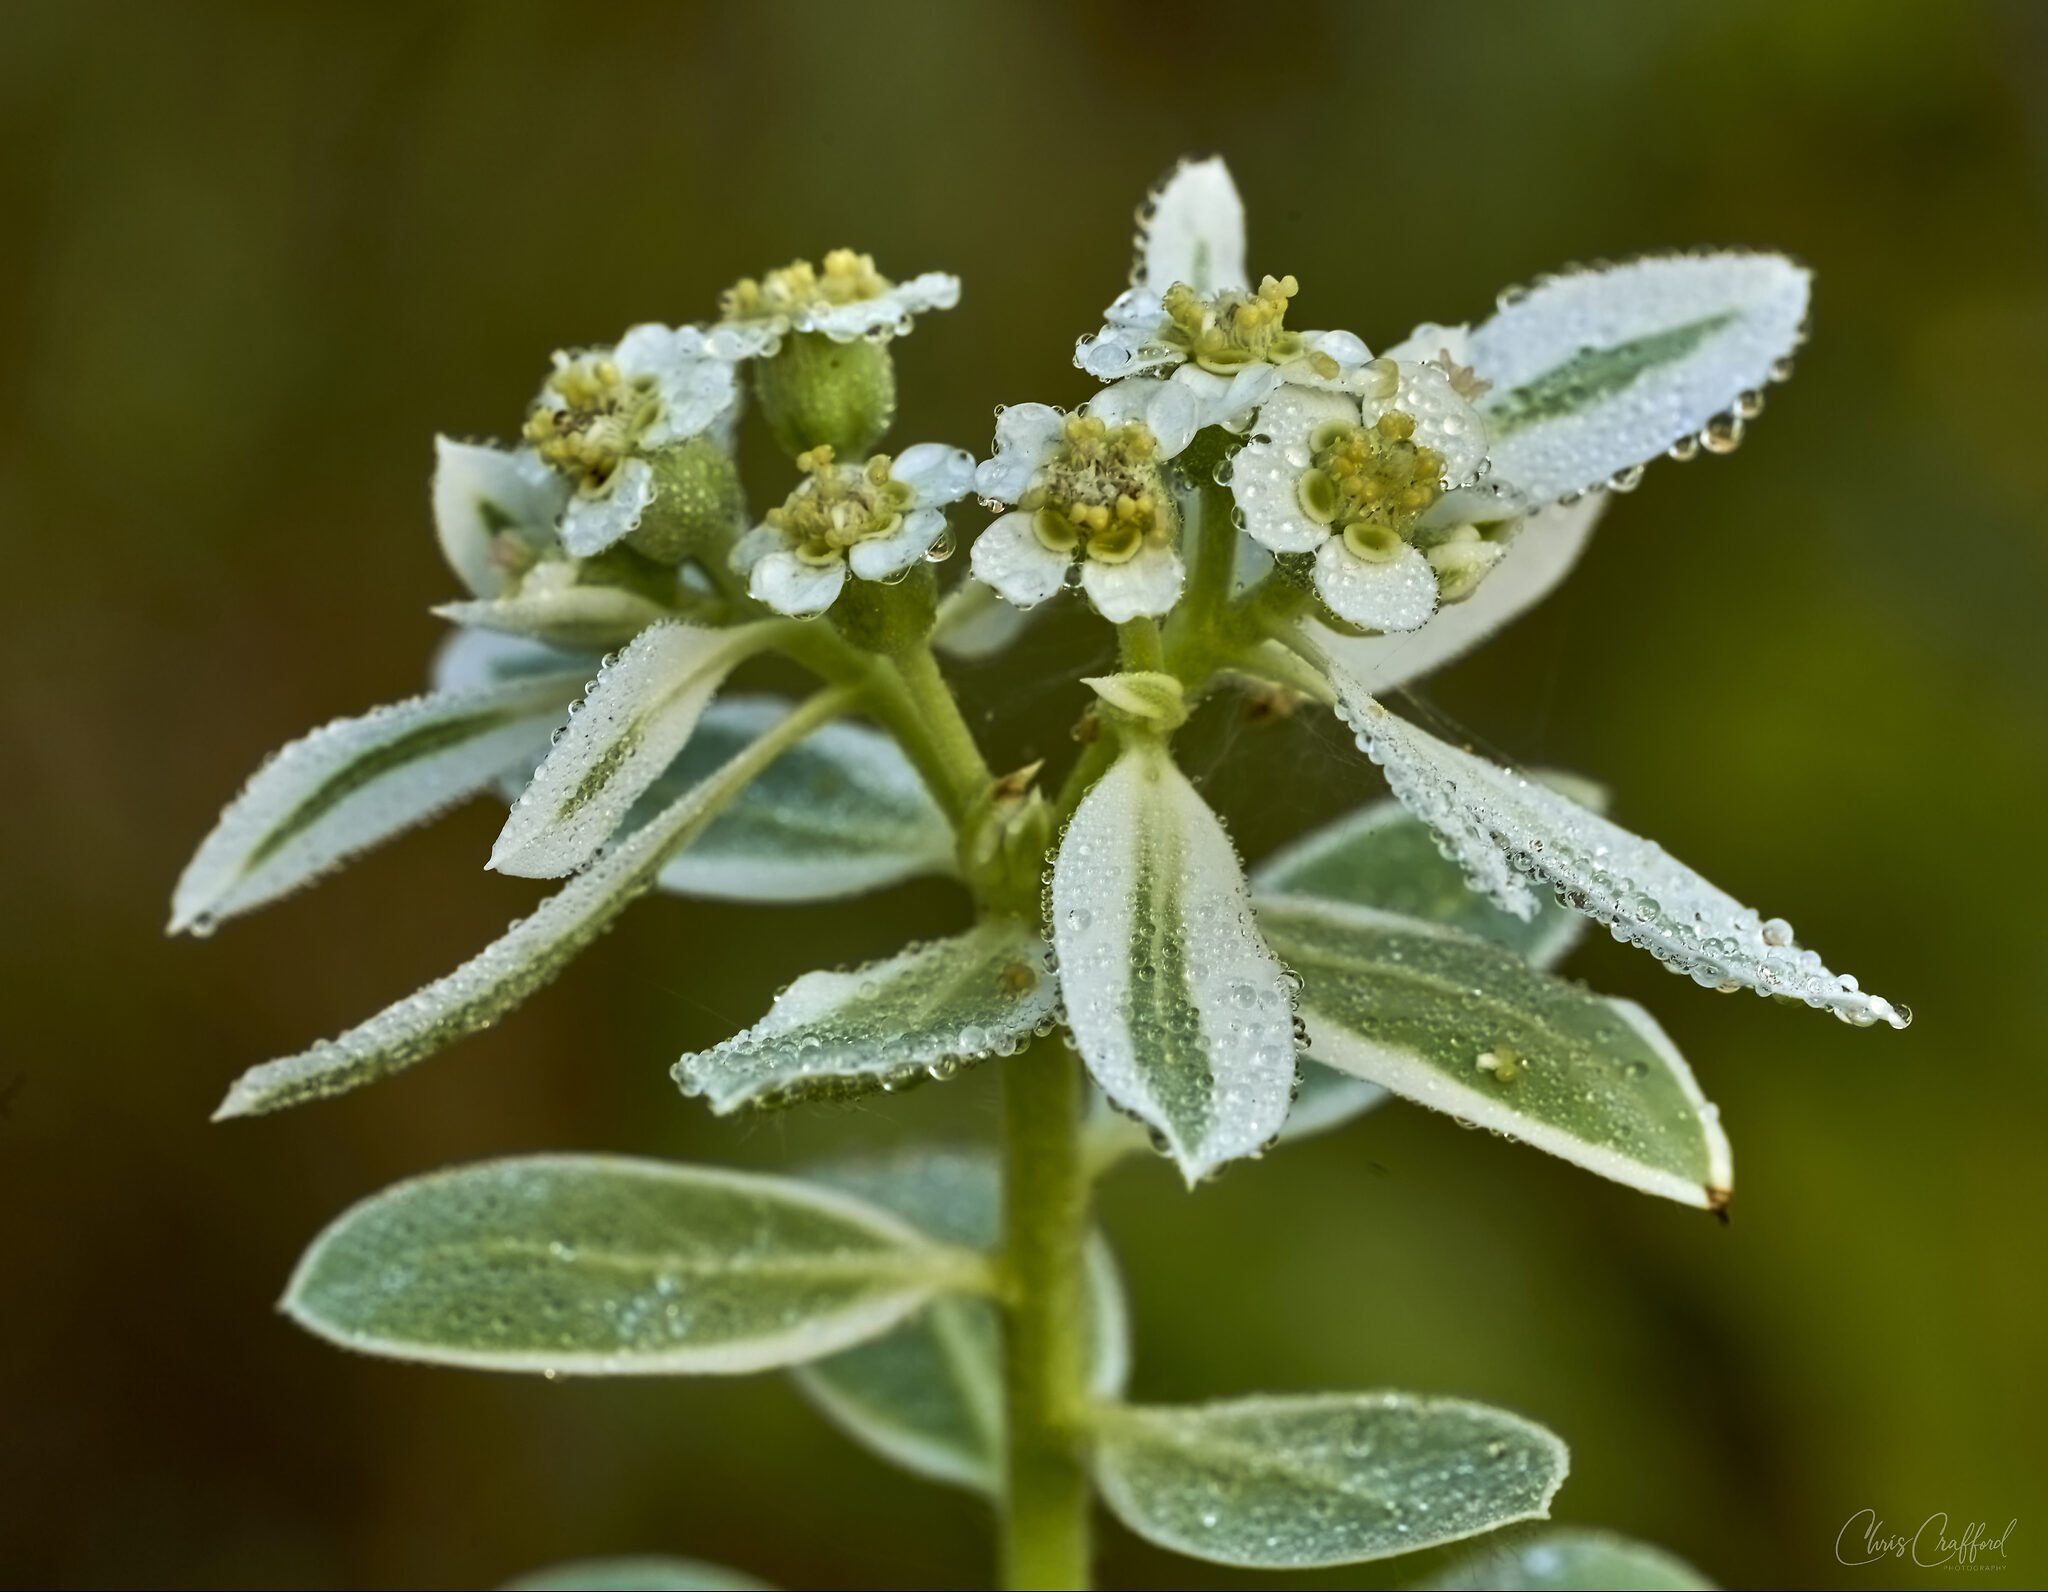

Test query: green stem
[999,1040,1094,1590]
[889,641,994,820]
[1116,616,1166,672]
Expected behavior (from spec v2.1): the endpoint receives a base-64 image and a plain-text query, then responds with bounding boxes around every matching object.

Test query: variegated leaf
[1134,155,1247,296]
[432,437,566,598]
[435,583,670,652]
[1419,1528,1715,1590]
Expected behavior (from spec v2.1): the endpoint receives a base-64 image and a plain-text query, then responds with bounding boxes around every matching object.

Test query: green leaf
[436,584,671,652]
[284,1155,986,1375]
[491,620,774,879]
[1051,741,1298,1183]
[502,1556,769,1591]
[215,698,835,1119]
[675,919,1058,1112]
[1254,781,1608,971]
[1090,1393,1568,1569]
[635,696,954,903]
[793,1148,1129,1494]
[1418,1528,1715,1590]
[170,672,585,935]
[1257,896,1732,1207]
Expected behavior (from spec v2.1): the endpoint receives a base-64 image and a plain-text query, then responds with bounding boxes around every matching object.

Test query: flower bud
[752,331,898,459]
[1081,670,1188,734]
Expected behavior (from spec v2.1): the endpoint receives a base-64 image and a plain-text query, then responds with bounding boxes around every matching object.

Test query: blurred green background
[4,1,2044,1587]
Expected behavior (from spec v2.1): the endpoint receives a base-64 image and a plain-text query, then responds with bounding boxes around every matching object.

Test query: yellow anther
[767,448,908,564]
[722,250,894,322]
[1294,406,1446,545]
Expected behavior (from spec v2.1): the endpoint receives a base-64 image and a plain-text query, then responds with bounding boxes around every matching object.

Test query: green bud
[961,766,1053,915]
[827,560,937,654]
[753,331,898,459]
[625,436,746,564]
[1081,670,1188,734]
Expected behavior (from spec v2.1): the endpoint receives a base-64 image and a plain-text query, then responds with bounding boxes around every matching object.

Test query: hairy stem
[889,641,995,821]
[1115,616,1165,672]
[999,1039,1093,1590]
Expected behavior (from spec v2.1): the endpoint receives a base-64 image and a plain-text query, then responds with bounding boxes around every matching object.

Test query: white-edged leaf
[1466,253,1808,508]
[436,584,670,652]
[433,628,599,694]
[1090,1393,1568,1569]
[793,1148,1129,1495]
[503,1557,769,1591]
[933,579,1044,662]
[675,920,1059,1112]
[491,621,772,879]
[215,706,819,1119]
[284,1155,985,1375]
[632,696,953,903]
[1134,155,1248,295]
[433,437,566,598]
[1306,495,1607,698]
[171,673,586,936]
[1254,782,1608,971]
[1259,897,1733,1207]
[1326,673,1907,1028]
[1419,1527,1715,1590]
[1052,742,1297,1183]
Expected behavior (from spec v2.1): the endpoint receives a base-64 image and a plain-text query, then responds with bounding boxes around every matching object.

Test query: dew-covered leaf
[171,673,586,936]
[1259,897,1732,1207]
[1052,741,1297,1183]
[215,705,825,1119]
[1327,673,1907,1029]
[436,584,670,653]
[674,919,1059,1112]
[284,1155,984,1375]
[793,1148,1129,1494]
[1254,782,1607,971]
[1462,253,1808,509]
[434,629,599,695]
[1418,1527,1715,1590]
[630,696,953,903]
[432,438,566,599]
[491,621,773,879]
[1305,496,1606,699]
[1134,155,1247,295]
[503,1557,770,1591]
[1090,1393,1568,1569]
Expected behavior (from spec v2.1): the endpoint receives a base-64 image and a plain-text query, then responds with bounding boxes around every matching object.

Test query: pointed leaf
[433,629,599,694]
[491,620,773,879]
[793,1149,1129,1494]
[503,1558,769,1591]
[284,1155,985,1375]
[1259,897,1732,1207]
[432,438,566,599]
[1052,742,1297,1183]
[675,920,1059,1112]
[1135,156,1247,295]
[1327,674,1907,1029]
[1254,781,1606,971]
[171,673,585,935]
[1306,495,1606,698]
[215,700,833,1119]
[1090,1393,1568,1569]
[1419,1528,1715,1590]
[436,584,670,652]
[933,579,1043,662]
[1467,252,1808,508]
[634,696,953,903]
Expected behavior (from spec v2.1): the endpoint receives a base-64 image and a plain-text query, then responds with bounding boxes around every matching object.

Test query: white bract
[430,437,569,598]
[970,379,1200,621]
[715,248,960,356]
[732,443,974,617]
[522,323,741,557]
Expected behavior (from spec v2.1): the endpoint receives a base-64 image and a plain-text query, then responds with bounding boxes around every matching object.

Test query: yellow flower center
[765,446,913,567]
[1295,410,1446,561]
[722,249,893,323]
[1021,416,1177,566]
[521,355,664,494]
[1159,273,1337,378]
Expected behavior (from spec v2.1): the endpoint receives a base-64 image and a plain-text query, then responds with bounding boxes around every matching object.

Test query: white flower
[714,248,960,357]
[522,324,741,557]
[733,442,974,617]
[969,378,1196,623]
[1229,362,1489,632]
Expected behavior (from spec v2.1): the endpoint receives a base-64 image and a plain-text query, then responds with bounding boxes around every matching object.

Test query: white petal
[1134,156,1249,296]
[751,549,847,617]
[1170,363,1284,433]
[970,511,1067,608]
[706,321,784,360]
[729,523,782,575]
[1308,495,1607,694]
[849,508,946,581]
[1359,361,1489,487]
[559,458,656,556]
[1228,387,1357,554]
[619,324,740,446]
[1076,289,1175,380]
[976,403,1064,503]
[1081,543,1183,621]
[889,442,976,506]
[1312,538,1438,633]
[800,272,961,341]
[1084,376,1198,458]
[431,439,566,597]
[1380,321,1474,367]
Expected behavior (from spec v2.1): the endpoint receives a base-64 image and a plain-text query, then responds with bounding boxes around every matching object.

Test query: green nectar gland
[1296,409,1446,564]
[1021,416,1179,567]
[521,354,663,495]
[1159,272,1338,379]
[767,447,913,566]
